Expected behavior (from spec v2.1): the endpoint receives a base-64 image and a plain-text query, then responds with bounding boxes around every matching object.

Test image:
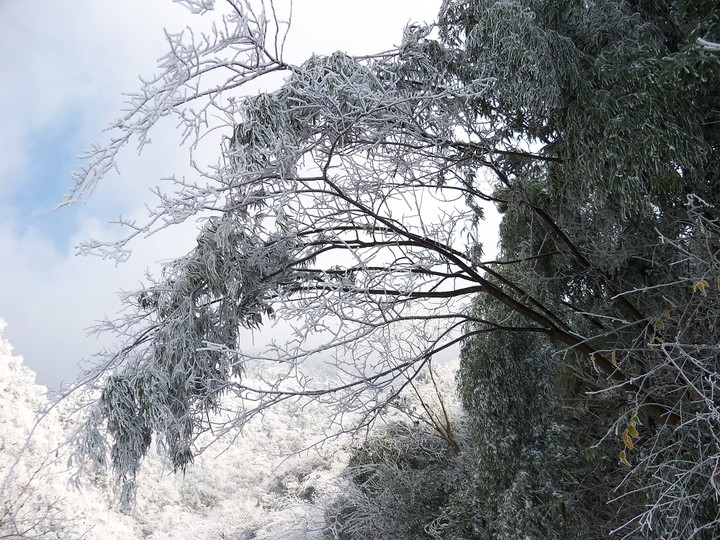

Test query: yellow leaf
[611,351,617,367]
[628,424,638,437]
[693,279,709,294]
[622,428,628,440]
[621,429,635,450]
[619,450,630,466]
[590,353,598,373]
[663,310,671,319]
[655,319,665,330]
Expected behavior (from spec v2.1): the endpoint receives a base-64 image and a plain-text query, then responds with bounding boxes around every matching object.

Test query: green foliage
[459,318,565,538]
[448,0,720,537]
[440,0,715,210]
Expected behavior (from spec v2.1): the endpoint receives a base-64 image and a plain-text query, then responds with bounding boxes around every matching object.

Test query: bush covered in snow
[1,319,466,539]
[0,319,136,538]
[324,422,484,540]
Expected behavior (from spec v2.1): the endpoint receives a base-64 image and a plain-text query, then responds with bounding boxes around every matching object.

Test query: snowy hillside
[0,318,347,539]
[0,319,463,539]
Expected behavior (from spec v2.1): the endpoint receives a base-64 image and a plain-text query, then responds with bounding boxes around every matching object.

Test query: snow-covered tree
[64,0,720,536]
[1,320,416,540]
[0,320,141,539]
[445,1,720,537]
[0,318,73,539]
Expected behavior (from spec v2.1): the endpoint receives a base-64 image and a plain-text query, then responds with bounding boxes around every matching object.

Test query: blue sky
[0,0,197,388]
[0,0,443,389]
[16,112,86,248]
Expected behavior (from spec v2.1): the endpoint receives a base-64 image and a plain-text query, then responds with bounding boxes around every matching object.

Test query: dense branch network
[65,1,720,534]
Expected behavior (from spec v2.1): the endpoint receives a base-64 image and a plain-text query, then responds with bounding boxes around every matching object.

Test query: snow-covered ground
[0,318,461,539]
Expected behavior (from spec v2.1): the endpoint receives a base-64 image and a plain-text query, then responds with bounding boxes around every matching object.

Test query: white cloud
[0,0,202,386]
[0,0,444,388]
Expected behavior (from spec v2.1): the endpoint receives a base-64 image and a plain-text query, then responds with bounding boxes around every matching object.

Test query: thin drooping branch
[66,5,700,516]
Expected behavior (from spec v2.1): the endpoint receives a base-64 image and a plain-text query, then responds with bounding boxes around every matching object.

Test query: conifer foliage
[67,0,720,536]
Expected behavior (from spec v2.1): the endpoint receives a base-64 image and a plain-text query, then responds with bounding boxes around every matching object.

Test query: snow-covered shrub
[322,362,485,540]
[0,319,136,539]
[1,317,353,540]
[127,387,351,540]
[324,421,485,540]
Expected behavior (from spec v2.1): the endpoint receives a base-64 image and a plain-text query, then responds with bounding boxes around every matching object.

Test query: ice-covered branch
[698,37,720,52]
[61,0,294,210]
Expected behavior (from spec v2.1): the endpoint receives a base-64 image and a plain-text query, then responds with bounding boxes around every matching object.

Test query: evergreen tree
[442,0,720,537]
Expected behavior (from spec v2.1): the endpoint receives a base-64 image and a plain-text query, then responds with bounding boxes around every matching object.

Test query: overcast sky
[0,0,459,389]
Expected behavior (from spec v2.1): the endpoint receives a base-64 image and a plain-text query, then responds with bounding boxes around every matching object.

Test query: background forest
[3,0,720,538]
